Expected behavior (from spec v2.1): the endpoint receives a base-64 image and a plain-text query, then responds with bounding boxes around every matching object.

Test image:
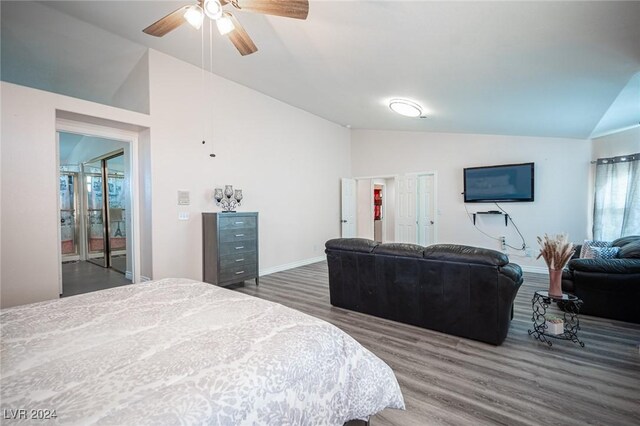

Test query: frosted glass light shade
[203,0,223,20]
[389,99,423,118]
[184,5,204,30]
[216,15,235,35]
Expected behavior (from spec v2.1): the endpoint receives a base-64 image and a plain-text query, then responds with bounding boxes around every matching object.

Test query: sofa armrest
[568,258,640,274]
[500,263,523,284]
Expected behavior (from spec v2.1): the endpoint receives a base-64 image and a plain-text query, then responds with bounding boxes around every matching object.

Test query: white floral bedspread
[1,278,404,425]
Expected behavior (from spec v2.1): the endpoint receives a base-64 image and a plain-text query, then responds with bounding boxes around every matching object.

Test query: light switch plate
[178,190,190,205]
[178,212,189,221]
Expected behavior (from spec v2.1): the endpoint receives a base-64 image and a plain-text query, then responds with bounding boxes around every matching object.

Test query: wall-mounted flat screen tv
[463,162,534,202]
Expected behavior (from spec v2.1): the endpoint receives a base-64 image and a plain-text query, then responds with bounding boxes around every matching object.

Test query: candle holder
[214,185,243,212]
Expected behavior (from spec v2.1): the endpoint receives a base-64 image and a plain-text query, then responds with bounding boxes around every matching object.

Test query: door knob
[341,220,347,223]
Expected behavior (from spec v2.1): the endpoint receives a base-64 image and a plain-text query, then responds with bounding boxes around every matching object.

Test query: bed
[0,278,404,425]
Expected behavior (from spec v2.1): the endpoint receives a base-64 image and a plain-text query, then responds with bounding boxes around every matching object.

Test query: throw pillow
[580,240,611,259]
[592,246,620,260]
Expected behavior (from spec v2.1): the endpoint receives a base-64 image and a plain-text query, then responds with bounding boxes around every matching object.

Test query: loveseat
[325,238,523,345]
[562,235,640,323]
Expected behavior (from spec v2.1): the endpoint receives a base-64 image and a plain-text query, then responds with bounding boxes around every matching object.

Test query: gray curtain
[593,153,640,240]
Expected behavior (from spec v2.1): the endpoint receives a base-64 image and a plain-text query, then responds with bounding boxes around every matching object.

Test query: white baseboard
[260,256,325,277]
[520,265,549,275]
[140,275,152,282]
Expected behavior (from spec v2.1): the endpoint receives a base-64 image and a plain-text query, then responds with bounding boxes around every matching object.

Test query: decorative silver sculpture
[214,185,243,212]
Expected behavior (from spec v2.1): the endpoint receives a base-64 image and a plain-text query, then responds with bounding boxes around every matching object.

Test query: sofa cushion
[592,246,620,260]
[423,244,509,267]
[618,241,640,259]
[580,240,611,258]
[611,235,640,248]
[374,243,424,258]
[568,258,640,273]
[325,238,379,253]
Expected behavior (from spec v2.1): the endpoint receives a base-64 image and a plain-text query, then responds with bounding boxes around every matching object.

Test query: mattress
[1,278,404,425]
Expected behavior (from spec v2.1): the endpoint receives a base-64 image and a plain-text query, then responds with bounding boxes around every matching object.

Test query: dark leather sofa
[562,235,640,324]
[325,238,523,345]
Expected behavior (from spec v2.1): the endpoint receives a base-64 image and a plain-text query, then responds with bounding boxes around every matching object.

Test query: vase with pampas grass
[537,233,575,297]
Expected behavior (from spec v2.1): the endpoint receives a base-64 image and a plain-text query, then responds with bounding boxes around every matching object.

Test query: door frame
[352,174,398,243]
[56,119,141,294]
[406,171,438,245]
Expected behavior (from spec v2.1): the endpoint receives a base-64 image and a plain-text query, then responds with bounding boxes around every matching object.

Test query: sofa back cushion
[618,241,640,259]
[423,244,509,267]
[611,235,640,248]
[373,243,424,258]
[325,238,379,253]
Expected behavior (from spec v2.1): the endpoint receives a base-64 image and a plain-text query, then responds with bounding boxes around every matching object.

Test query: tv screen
[464,163,534,202]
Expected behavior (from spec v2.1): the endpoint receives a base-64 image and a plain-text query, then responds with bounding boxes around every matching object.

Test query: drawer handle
[235,246,244,250]
[236,258,244,262]
[235,233,245,237]
[235,221,244,225]
[235,270,245,275]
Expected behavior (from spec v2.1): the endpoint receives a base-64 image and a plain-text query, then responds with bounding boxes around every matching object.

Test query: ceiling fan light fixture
[184,5,204,30]
[216,14,235,35]
[389,99,424,118]
[203,0,223,20]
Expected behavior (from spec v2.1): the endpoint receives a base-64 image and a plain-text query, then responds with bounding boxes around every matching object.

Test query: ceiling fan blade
[226,14,258,56]
[143,6,189,37]
[234,0,309,20]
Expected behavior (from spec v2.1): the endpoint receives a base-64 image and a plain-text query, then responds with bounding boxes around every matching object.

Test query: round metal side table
[528,291,585,347]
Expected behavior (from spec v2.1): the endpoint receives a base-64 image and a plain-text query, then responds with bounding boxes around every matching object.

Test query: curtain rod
[591,153,639,165]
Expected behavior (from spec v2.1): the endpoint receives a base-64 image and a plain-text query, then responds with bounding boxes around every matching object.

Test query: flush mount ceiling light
[389,99,424,118]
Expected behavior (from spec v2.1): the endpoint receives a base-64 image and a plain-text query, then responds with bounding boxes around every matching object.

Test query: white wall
[147,50,350,280]
[351,130,592,270]
[1,49,350,307]
[0,82,151,308]
[592,127,640,159]
[1,1,149,114]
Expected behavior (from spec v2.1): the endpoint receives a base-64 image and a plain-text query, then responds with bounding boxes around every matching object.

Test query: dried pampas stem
[536,233,575,270]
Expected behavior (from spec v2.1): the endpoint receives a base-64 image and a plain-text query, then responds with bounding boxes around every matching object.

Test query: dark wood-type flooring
[236,261,640,426]
[61,261,130,297]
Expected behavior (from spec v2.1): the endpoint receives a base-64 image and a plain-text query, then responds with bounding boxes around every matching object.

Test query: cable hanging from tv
[463,202,527,251]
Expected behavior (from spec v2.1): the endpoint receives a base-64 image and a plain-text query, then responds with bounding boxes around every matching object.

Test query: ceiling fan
[142,0,309,56]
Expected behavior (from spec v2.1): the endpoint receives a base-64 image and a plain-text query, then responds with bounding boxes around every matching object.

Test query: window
[593,153,640,240]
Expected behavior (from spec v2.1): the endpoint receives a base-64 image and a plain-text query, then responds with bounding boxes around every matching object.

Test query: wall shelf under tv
[472,211,509,227]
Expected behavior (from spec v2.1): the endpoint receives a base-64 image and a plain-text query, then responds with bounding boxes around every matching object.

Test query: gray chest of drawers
[203,212,259,287]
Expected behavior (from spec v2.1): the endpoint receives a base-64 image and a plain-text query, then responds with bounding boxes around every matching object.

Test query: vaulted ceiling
[3,1,640,138]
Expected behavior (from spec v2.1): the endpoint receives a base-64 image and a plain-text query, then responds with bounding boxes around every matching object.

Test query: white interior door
[395,176,417,243]
[417,174,435,246]
[341,178,357,237]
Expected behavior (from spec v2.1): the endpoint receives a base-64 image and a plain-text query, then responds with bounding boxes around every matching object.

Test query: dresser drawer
[220,252,257,269]
[218,215,257,231]
[219,228,257,243]
[218,240,257,256]
[220,265,257,283]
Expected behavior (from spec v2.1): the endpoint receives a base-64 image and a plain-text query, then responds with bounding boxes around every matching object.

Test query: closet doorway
[58,131,132,297]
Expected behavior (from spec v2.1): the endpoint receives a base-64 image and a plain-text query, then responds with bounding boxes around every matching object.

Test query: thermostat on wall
[178,190,190,205]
